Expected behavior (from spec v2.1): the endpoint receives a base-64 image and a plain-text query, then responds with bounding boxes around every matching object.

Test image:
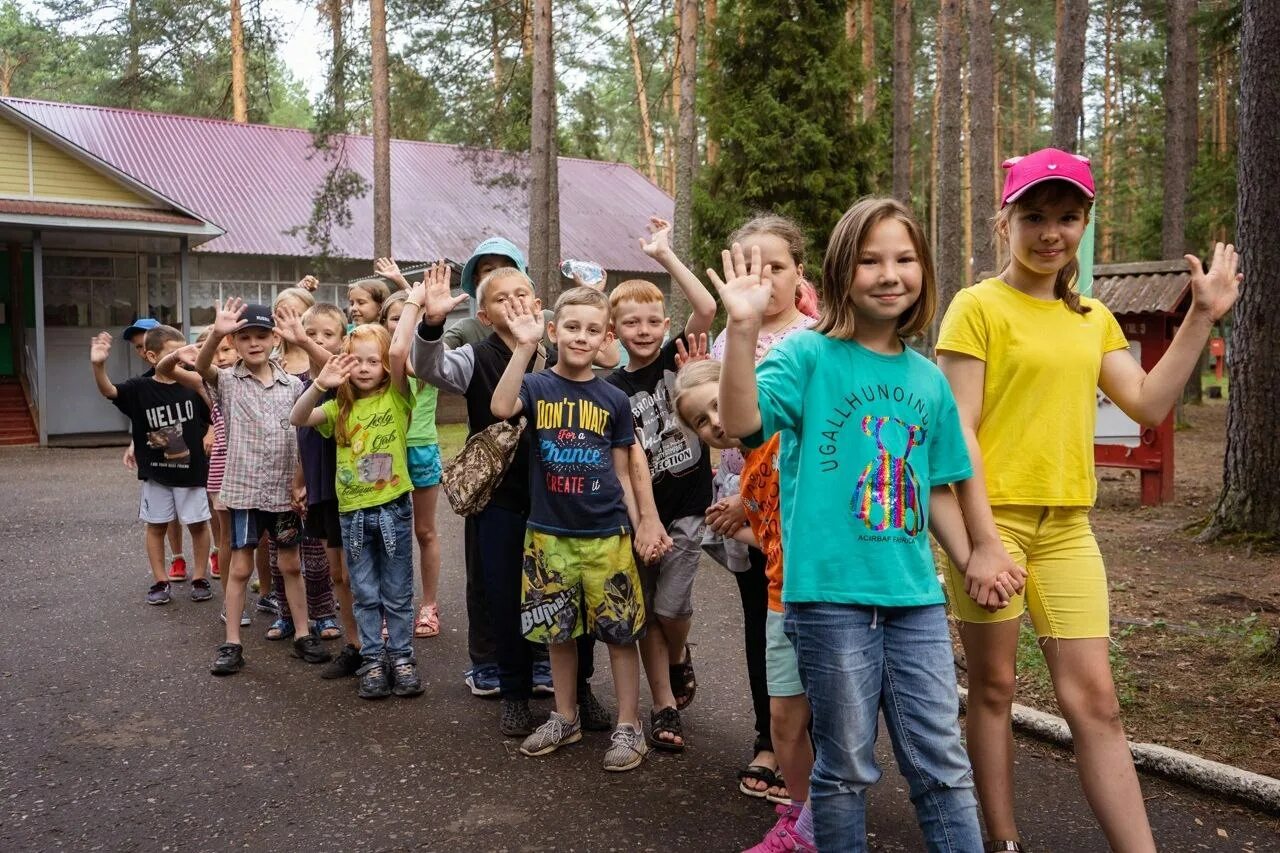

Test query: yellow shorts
[943,505,1110,639]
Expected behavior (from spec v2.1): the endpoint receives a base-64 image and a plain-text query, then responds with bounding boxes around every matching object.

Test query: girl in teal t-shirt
[712,198,1022,850]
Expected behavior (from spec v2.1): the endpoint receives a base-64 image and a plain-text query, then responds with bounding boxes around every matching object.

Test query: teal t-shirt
[745,331,972,607]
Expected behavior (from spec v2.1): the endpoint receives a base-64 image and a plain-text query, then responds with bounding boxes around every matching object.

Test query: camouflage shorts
[520,529,646,646]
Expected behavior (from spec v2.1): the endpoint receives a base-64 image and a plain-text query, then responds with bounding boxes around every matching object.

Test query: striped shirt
[206,400,227,494]
[211,360,302,512]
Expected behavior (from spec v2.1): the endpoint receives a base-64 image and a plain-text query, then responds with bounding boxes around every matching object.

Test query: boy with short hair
[605,218,718,750]
[490,286,651,772]
[192,298,331,675]
[90,324,213,605]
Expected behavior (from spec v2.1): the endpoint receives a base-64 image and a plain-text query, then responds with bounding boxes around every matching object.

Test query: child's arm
[290,353,354,428]
[155,344,209,396]
[195,297,247,385]
[373,257,412,292]
[730,525,759,547]
[1099,244,1241,426]
[626,441,673,563]
[274,304,333,376]
[489,300,544,419]
[708,244,773,438]
[927,486,972,572]
[88,332,118,400]
[389,262,445,397]
[290,464,307,513]
[411,263,475,392]
[639,216,718,338]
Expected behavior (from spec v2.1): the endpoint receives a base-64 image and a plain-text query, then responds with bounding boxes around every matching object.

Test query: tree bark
[861,0,875,122]
[704,0,719,166]
[370,0,392,260]
[1203,0,1280,542]
[968,0,995,279]
[935,0,964,339]
[1162,0,1194,259]
[1101,0,1116,261]
[891,0,912,203]
[620,0,658,183]
[1051,0,1088,151]
[671,0,697,323]
[326,0,345,121]
[230,0,248,123]
[528,0,560,303]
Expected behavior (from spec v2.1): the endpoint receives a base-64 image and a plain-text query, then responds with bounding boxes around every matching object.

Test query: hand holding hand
[1187,242,1242,323]
[706,493,747,537]
[316,352,356,391]
[708,243,773,325]
[674,333,710,368]
[212,297,247,337]
[963,542,1026,613]
[89,331,113,365]
[634,516,673,565]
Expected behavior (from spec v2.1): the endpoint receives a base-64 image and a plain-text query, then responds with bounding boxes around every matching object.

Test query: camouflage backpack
[441,416,527,516]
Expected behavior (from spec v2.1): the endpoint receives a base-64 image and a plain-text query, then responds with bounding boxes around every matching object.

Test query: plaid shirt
[210,360,302,512]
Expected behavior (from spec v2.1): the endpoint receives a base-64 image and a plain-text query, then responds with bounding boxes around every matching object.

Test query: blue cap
[122,318,160,341]
[460,237,528,298]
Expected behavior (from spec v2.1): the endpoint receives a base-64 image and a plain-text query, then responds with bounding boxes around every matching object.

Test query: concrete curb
[956,687,1280,816]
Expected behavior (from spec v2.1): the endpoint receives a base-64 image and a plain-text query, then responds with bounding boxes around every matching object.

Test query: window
[42,253,140,327]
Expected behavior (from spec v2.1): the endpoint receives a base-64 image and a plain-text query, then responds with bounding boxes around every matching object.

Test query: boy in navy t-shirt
[490,285,650,773]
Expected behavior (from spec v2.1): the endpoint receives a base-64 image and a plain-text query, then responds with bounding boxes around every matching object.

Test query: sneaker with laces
[390,657,424,697]
[602,723,649,772]
[219,607,253,626]
[210,643,244,675]
[743,805,815,852]
[500,698,535,737]
[531,660,554,696]
[146,581,171,605]
[168,556,188,583]
[292,633,332,664]
[321,644,363,679]
[256,592,280,614]
[208,551,220,579]
[357,658,391,699]
[519,711,582,756]
[190,578,213,602]
[578,685,613,731]
[464,664,501,697]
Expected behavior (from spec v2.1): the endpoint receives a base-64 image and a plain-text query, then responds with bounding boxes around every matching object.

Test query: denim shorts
[407,443,442,489]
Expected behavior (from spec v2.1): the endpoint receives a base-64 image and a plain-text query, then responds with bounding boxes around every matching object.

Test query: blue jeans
[341,493,414,663]
[784,602,981,852]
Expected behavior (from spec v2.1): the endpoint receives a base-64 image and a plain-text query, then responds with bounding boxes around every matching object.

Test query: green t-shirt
[317,386,413,512]
[744,331,972,607]
[407,379,439,447]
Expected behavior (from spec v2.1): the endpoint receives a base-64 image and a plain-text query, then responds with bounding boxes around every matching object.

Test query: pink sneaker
[743,804,814,853]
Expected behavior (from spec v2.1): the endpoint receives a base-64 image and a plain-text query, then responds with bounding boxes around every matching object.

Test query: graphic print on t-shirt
[534,396,615,496]
[628,368,701,477]
[142,399,197,468]
[851,415,926,537]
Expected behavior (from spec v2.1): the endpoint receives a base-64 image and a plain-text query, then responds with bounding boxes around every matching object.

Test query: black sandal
[737,763,778,798]
[649,706,686,752]
[670,644,697,711]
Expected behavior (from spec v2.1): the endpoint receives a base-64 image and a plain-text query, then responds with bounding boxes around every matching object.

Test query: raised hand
[421,259,469,324]
[638,216,674,261]
[374,257,409,291]
[1186,242,1242,323]
[274,303,307,344]
[89,331,113,364]
[409,260,446,308]
[708,243,773,325]
[212,296,247,337]
[297,274,319,293]
[172,343,200,370]
[501,297,544,347]
[316,352,356,391]
[674,332,710,368]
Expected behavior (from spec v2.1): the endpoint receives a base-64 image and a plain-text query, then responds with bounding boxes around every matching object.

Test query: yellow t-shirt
[936,277,1130,507]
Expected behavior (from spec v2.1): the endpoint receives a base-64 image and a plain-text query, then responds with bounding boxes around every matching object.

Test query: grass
[1013,622,1139,710]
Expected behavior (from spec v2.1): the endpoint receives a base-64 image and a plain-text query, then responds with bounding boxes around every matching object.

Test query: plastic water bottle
[560,259,605,287]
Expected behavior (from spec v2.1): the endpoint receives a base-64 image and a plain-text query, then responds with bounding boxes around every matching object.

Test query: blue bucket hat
[122,318,160,341]
[460,237,528,298]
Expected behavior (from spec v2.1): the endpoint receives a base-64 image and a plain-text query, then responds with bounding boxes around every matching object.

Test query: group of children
[92,148,1240,852]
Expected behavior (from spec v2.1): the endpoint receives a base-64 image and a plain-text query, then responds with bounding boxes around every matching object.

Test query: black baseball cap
[234,304,275,332]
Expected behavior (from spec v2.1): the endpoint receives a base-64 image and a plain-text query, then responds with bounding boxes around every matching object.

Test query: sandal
[737,763,778,799]
[648,706,685,753]
[314,615,342,640]
[765,772,792,806]
[984,843,1025,852]
[669,644,697,711]
[265,617,295,641]
[414,603,440,638]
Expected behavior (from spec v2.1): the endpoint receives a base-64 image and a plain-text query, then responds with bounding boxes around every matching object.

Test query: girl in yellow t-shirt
[936,148,1242,853]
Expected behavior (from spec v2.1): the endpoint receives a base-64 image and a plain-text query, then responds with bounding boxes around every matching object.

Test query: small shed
[1092,260,1193,505]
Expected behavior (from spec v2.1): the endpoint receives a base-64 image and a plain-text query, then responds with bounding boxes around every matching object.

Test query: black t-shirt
[607,339,713,525]
[519,370,635,536]
[112,377,211,488]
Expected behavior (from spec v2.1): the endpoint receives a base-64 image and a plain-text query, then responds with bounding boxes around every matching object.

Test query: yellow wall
[0,115,153,207]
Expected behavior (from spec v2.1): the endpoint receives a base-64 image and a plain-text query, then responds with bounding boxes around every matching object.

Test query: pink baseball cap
[1001,148,1095,206]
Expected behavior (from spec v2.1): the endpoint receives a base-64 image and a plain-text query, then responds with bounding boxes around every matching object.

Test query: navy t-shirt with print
[606,338,713,526]
[112,376,211,488]
[519,369,636,537]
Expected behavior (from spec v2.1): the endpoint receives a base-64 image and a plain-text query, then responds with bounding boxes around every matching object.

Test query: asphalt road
[2,446,1277,852]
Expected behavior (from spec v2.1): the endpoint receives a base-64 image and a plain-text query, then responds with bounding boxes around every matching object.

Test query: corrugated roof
[3,98,674,271]
[1092,261,1192,315]
[0,198,205,225]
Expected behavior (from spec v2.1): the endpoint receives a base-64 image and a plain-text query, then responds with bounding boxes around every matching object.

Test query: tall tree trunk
[521,0,534,63]
[1163,0,1194,259]
[929,48,941,254]
[968,0,995,279]
[861,0,875,122]
[620,0,658,183]
[230,0,248,123]
[1101,0,1116,262]
[671,0,697,323]
[529,0,560,302]
[962,63,972,283]
[704,0,719,166]
[491,11,503,91]
[370,0,391,259]
[1202,0,1280,543]
[1051,0,1088,151]
[325,0,345,121]
[126,0,141,108]
[935,0,964,340]
[891,0,912,203]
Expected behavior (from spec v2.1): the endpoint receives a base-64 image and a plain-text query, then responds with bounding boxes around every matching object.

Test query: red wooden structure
[1092,261,1193,506]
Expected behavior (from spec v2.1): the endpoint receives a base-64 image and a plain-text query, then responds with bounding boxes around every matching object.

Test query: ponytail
[1054,258,1092,315]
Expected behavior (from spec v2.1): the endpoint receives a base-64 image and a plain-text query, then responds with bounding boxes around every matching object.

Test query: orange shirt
[741,434,784,612]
